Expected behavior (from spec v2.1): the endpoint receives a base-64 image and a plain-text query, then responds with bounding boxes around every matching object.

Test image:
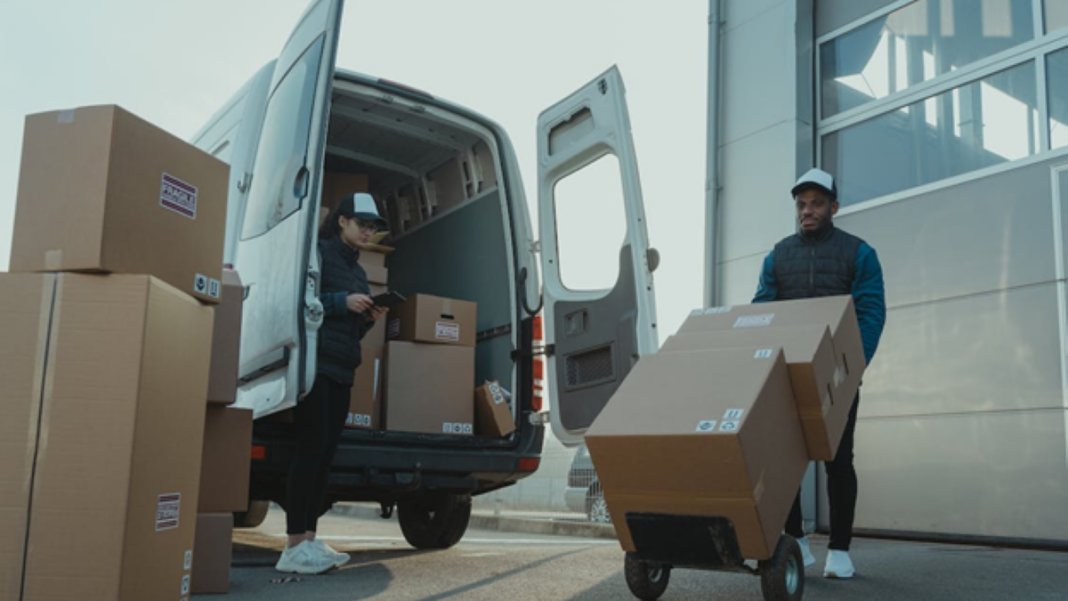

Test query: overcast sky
[0,0,711,342]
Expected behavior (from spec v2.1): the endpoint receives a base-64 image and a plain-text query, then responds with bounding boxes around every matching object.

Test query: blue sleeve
[851,243,886,365]
[320,291,349,318]
[752,250,778,304]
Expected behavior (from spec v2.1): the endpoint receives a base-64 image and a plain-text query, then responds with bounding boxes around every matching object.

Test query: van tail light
[251,445,267,461]
[532,315,545,412]
[518,457,541,472]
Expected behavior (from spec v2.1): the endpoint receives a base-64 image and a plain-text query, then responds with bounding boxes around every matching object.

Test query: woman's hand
[366,306,389,322]
[346,293,374,314]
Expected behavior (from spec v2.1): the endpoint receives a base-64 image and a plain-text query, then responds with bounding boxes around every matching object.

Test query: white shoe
[311,539,351,568]
[275,541,337,574]
[824,549,855,579]
[796,536,816,567]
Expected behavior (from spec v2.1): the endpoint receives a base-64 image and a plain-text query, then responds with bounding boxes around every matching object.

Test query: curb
[330,504,618,541]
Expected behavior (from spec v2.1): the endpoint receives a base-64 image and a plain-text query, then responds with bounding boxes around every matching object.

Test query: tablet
[372,290,407,309]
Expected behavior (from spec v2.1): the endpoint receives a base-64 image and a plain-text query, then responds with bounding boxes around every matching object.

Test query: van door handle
[293,166,310,200]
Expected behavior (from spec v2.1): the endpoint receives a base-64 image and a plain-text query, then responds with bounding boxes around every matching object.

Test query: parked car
[564,444,610,523]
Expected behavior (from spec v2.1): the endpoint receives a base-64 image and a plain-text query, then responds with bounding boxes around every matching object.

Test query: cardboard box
[680,296,866,410]
[346,348,382,430]
[0,274,55,600]
[199,406,253,513]
[5,273,213,600]
[191,513,234,594]
[321,171,369,209]
[586,348,808,560]
[382,342,475,435]
[387,294,477,347]
[475,381,516,438]
[10,105,228,304]
[662,325,844,460]
[208,269,243,404]
[360,251,388,286]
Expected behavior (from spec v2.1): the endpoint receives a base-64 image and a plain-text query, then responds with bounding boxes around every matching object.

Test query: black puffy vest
[772,227,863,300]
[317,236,370,385]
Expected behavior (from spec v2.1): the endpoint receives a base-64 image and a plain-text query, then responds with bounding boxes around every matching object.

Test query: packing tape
[44,250,63,271]
[752,472,766,504]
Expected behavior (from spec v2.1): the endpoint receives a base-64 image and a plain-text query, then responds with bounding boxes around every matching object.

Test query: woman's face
[338,215,377,248]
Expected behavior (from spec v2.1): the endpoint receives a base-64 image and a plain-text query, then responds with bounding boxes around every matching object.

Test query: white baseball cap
[340,192,387,227]
[791,168,837,199]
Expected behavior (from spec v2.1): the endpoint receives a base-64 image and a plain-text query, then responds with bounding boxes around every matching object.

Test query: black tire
[758,535,805,601]
[397,493,472,550]
[624,552,671,601]
[233,499,271,529]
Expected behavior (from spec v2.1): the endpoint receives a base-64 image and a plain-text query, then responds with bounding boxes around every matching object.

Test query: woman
[275,192,388,574]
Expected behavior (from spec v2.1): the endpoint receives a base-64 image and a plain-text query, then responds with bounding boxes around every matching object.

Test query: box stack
[344,242,389,431]
[585,296,866,560]
[382,294,478,436]
[1,105,238,600]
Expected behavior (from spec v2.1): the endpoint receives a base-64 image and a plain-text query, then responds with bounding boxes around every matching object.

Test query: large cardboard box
[207,269,243,404]
[359,248,389,285]
[382,342,475,435]
[680,296,866,410]
[10,105,228,304]
[2,273,213,600]
[475,381,516,438]
[346,348,382,430]
[321,171,369,209]
[199,406,253,513]
[586,348,808,560]
[191,513,234,595]
[662,325,844,460]
[387,294,477,347]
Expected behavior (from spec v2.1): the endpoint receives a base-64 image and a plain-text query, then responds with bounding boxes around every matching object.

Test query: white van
[192,0,658,547]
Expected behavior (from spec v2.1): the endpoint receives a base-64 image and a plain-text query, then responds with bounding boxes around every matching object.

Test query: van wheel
[624,552,671,601]
[397,493,472,549]
[233,500,271,529]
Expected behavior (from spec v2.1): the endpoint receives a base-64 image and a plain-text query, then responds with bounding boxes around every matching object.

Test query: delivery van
[191,0,659,548]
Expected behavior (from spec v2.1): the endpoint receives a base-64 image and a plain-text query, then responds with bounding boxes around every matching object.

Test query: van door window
[241,37,325,240]
[552,154,627,291]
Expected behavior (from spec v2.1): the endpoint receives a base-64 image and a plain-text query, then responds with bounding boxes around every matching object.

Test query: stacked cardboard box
[586,296,866,561]
[382,294,478,436]
[475,381,516,438]
[1,105,231,600]
[344,245,389,431]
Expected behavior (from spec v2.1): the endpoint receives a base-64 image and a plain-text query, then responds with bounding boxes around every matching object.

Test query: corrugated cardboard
[680,296,866,412]
[662,325,843,460]
[10,105,228,304]
[382,342,475,435]
[360,251,388,286]
[346,348,381,430]
[191,513,233,594]
[321,171,369,210]
[207,269,243,404]
[475,382,516,438]
[387,294,477,347]
[198,406,253,513]
[19,274,213,600]
[586,348,808,560]
[0,274,55,601]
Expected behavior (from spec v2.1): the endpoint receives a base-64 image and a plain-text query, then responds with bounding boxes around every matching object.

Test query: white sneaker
[796,536,816,567]
[275,541,337,574]
[311,539,351,568]
[824,549,855,579]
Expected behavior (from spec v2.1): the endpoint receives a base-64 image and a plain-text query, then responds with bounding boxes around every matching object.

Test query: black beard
[800,221,832,240]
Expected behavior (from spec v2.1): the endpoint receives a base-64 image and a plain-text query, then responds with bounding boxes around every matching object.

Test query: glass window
[1046,0,1068,33]
[1049,47,1068,148]
[553,155,628,292]
[241,37,324,240]
[823,62,1038,206]
[821,0,1034,118]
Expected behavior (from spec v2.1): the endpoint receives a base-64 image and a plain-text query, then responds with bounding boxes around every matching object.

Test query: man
[753,168,886,579]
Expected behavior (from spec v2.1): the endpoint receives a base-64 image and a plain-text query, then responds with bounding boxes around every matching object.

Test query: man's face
[795,188,838,235]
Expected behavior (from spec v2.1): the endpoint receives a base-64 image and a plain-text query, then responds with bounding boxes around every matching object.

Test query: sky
[0,0,711,343]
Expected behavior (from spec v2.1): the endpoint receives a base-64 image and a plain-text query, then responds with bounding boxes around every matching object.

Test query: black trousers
[785,393,860,551]
[285,375,351,535]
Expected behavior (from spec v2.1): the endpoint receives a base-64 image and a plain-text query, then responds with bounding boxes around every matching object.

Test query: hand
[346,293,374,314]
[366,306,389,322]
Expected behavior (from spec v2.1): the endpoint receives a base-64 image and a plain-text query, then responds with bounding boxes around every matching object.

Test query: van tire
[397,493,472,549]
[234,500,271,529]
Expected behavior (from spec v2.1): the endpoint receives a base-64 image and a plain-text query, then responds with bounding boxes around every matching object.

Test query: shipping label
[435,321,460,342]
[346,413,372,427]
[734,314,774,328]
[719,420,740,433]
[695,420,718,433]
[181,574,190,595]
[489,383,506,405]
[155,493,181,531]
[160,173,197,219]
[753,349,774,359]
[702,306,732,315]
[442,422,473,435]
[184,549,193,571]
[387,319,401,339]
[723,408,745,420]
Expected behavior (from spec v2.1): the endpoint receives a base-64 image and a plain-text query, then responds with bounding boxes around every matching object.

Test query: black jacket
[316,235,372,385]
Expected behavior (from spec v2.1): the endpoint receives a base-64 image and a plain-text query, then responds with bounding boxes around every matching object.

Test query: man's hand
[346,293,374,314]
[366,306,389,322]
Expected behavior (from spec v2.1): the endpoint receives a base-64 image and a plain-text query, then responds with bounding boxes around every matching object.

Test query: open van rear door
[537,66,659,445]
[233,0,343,418]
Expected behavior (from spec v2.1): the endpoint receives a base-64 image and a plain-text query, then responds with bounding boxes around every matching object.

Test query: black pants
[785,393,860,551]
[285,375,351,535]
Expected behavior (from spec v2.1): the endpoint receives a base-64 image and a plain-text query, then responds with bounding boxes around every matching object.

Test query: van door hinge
[237,171,252,194]
[531,240,542,254]
[511,344,554,361]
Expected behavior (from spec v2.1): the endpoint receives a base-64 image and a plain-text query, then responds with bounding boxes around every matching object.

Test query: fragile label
[723,408,745,420]
[181,574,190,595]
[160,173,197,219]
[194,273,209,296]
[442,422,473,435]
[435,321,460,342]
[489,383,506,405]
[346,413,372,427]
[695,420,718,433]
[183,549,193,571]
[719,420,740,433]
[155,493,181,531]
[753,349,773,359]
[734,314,774,328]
